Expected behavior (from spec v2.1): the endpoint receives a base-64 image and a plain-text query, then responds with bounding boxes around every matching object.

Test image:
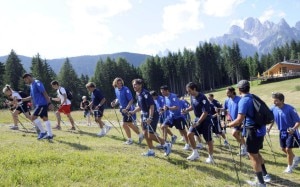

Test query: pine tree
[4,50,25,90]
[57,58,80,108]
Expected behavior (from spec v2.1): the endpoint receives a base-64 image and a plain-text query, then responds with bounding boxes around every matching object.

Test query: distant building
[263,60,300,78]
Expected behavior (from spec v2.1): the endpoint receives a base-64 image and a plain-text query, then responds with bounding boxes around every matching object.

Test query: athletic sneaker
[238,147,247,156]
[171,135,177,144]
[224,140,229,146]
[9,125,19,130]
[183,144,190,150]
[53,125,61,130]
[292,156,300,169]
[255,174,271,183]
[105,125,112,134]
[43,135,54,140]
[163,143,172,156]
[97,130,105,137]
[124,139,133,145]
[187,151,200,161]
[263,174,271,183]
[196,143,203,149]
[246,180,266,187]
[205,155,214,164]
[283,166,293,173]
[138,134,144,144]
[37,132,47,140]
[142,150,155,157]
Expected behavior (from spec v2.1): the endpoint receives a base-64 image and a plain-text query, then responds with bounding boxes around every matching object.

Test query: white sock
[193,149,198,154]
[128,138,132,141]
[33,119,45,133]
[45,121,52,136]
[149,149,154,152]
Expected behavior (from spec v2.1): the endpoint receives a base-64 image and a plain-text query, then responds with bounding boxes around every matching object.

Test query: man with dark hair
[184,82,214,163]
[129,79,171,157]
[224,87,247,155]
[50,80,76,130]
[160,85,189,150]
[207,93,228,146]
[228,80,270,186]
[22,73,54,140]
[268,92,300,173]
[86,82,111,136]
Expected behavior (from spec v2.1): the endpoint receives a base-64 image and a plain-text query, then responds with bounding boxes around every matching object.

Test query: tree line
[1,40,300,109]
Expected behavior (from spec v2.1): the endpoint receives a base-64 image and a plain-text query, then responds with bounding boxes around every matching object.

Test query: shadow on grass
[266,175,300,187]
[158,156,241,186]
[56,139,92,151]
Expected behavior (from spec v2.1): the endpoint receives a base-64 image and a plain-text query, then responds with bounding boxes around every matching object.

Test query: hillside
[0,52,150,76]
[0,79,300,186]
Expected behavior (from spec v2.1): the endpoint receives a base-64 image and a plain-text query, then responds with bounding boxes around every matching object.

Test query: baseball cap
[237,80,250,89]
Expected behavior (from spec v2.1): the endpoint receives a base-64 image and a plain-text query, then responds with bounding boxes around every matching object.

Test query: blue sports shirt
[227,96,241,120]
[238,94,266,136]
[30,79,47,106]
[271,104,300,131]
[190,93,211,119]
[91,88,105,107]
[115,86,134,111]
[163,93,181,117]
[137,89,156,114]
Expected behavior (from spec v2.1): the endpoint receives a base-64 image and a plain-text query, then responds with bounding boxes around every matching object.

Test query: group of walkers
[2,73,300,187]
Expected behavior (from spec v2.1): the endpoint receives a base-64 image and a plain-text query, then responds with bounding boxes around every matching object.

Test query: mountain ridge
[209,17,300,56]
[0,52,151,76]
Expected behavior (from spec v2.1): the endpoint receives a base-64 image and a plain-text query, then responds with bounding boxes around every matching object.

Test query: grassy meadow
[0,78,300,187]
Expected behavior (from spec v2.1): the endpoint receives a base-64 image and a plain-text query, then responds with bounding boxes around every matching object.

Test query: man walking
[22,73,54,140]
[129,79,171,157]
[86,82,111,136]
[228,80,270,186]
[111,77,144,145]
[50,80,76,130]
[268,92,300,173]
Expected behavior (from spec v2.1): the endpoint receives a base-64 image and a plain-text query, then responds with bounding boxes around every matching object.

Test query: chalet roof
[264,60,300,73]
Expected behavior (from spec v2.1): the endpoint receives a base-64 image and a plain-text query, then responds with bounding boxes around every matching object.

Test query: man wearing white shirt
[50,80,76,130]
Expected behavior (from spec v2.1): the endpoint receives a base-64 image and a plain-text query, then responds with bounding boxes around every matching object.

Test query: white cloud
[259,8,275,22]
[137,0,202,51]
[202,0,245,17]
[259,8,286,23]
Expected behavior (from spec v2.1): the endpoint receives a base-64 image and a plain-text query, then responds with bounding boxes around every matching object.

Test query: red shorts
[58,105,71,114]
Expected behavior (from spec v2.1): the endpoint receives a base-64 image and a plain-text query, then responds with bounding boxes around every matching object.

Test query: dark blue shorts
[33,105,48,118]
[164,116,186,130]
[84,110,90,117]
[16,103,29,113]
[211,118,222,134]
[189,119,212,142]
[93,108,104,118]
[122,113,136,123]
[141,113,158,134]
[246,128,264,154]
[280,130,300,148]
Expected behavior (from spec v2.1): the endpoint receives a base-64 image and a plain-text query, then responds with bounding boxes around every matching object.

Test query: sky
[0,0,300,59]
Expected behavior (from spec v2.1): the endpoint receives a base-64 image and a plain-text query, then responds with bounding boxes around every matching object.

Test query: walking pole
[102,115,122,135]
[9,108,29,132]
[265,132,277,164]
[113,107,125,140]
[227,140,242,187]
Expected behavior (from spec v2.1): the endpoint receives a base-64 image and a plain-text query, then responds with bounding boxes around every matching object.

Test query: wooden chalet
[263,60,300,78]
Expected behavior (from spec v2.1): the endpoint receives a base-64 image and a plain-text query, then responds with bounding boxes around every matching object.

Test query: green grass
[1,78,300,186]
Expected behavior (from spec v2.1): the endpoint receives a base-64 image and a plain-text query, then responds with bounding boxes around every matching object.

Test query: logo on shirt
[126,90,130,93]
[202,100,206,104]
[144,94,148,99]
